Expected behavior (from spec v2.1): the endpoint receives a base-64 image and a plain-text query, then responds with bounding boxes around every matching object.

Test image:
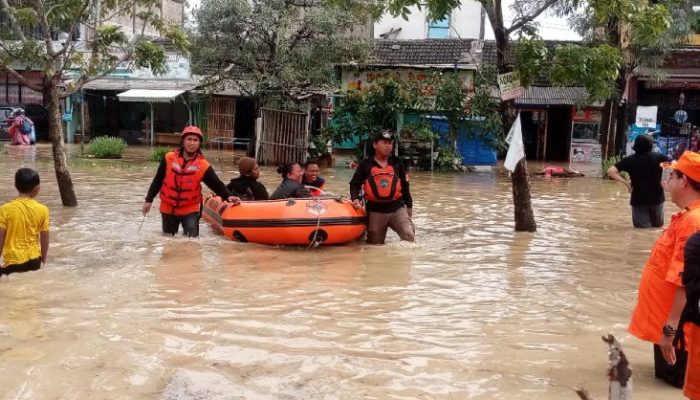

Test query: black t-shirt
[615,152,670,206]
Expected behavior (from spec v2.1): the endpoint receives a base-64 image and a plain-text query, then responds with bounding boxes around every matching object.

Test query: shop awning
[117,89,185,103]
[116,89,190,146]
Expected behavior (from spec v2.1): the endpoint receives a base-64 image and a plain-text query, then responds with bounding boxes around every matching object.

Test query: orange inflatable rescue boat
[202,194,366,245]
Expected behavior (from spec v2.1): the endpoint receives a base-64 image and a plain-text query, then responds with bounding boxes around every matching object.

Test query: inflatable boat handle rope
[303,187,353,250]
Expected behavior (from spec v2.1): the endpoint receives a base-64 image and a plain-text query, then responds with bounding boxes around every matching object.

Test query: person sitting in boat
[270,162,312,200]
[302,159,326,196]
[227,157,269,200]
[142,125,240,237]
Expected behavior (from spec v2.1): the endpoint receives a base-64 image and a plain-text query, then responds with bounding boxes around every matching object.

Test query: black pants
[162,212,200,237]
[1,257,41,276]
[654,343,688,388]
[632,204,664,228]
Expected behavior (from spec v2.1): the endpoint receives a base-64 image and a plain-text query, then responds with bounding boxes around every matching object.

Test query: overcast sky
[185,0,581,41]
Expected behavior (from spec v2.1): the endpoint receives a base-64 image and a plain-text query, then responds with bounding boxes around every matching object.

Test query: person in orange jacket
[629,151,700,388]
[142,126,240,237]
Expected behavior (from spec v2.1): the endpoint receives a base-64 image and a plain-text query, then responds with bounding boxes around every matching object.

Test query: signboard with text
[497,71,524,101]
[635,106,658,128]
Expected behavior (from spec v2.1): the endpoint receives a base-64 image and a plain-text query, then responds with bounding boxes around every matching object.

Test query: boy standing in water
[0,168,49,276]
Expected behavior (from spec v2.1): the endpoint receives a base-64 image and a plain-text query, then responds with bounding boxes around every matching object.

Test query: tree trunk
[45,79,78,207]
[511,158,537,231]
[495,27,537,232]
[599,72,627,159]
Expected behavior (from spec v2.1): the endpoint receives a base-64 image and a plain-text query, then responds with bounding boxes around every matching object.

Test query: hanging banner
[635,106,658,128]
[504,114,524,172]
[497,71,524,101]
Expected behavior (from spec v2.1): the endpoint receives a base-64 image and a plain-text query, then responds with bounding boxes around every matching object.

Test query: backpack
[18,117,32,135]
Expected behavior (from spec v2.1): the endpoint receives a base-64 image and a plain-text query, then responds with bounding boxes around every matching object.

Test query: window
[428,16,450,38]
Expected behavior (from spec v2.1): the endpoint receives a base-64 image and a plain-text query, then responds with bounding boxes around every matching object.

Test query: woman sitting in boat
[270,162,312,200]
[302,159,326,196]
[226,157,269,200]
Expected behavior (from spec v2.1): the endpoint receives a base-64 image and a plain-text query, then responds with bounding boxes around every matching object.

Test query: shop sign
[635,106,658,128]
[572,108,602,123]
[497,71,523,101]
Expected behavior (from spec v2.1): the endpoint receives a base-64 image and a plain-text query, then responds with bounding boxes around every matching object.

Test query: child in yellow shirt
[0,168,49,276]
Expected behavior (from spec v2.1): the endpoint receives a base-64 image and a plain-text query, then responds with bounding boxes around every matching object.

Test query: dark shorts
[366,208,415,245]
[162,212,200,237]
[632,204,664,228]
[1,257,42,276]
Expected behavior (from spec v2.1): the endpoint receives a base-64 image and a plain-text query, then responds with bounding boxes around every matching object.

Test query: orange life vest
[159,151,210,215]
[363,164,403,203]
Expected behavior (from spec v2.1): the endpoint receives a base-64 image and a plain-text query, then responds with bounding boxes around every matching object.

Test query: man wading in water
[629,151,700,388]
[350,130,414,245]
[607,134,670,228]
[142,126,240,237]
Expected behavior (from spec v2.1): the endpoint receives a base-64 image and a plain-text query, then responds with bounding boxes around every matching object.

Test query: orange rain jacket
[629,199,700,344]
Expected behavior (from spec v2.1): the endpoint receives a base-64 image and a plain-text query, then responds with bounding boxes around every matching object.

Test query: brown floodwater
[0,143,686,399]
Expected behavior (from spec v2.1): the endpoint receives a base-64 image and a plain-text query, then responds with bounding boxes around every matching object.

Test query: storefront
[569,108,603,172]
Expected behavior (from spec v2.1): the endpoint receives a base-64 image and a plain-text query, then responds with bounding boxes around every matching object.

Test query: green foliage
[602,155,629,179]
[551,44,622,103]
[434,144,460,172]
[400,120,438,141]
[691,11,700,34]
[0,0,189,99]
[561,0,690,105]
[516,38,548,88]
[465,65,504,149]
[328,78,413,145]
[330,71,504,163]
[192,0,375,108]
[148,147,171,162]
[88,136,127,159]
[434,73,467,143]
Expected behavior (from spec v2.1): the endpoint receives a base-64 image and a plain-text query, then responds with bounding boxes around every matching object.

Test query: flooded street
[0,143,685,399]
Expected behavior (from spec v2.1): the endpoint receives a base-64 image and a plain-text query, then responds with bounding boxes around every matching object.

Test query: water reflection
[0,144,686,399]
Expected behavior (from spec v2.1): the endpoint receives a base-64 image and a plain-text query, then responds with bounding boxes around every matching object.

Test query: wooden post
[80,89,85,153]
[603,334,633,400]
[574,334,632,400]
[542,110,549,163]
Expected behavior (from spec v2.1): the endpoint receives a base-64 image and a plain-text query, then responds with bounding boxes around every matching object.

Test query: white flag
[504,114,525,172]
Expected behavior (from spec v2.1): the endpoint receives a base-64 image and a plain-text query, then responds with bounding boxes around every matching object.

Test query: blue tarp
[429,117,497,166]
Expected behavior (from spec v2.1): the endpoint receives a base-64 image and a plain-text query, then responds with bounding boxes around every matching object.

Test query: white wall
[374,1,483,40]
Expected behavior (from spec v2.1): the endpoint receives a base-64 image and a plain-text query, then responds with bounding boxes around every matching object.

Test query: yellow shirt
[0,197,49,266]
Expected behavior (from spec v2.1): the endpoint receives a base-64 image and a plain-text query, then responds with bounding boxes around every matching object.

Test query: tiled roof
[368,39,480,69]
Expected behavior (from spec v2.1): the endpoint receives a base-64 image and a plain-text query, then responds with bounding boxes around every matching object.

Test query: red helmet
[181,125,203,142]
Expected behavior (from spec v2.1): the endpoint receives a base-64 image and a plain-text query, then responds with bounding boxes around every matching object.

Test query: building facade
[374,2,484,40]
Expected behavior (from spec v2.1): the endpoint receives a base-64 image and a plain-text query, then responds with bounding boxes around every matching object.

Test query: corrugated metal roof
[83,78,198,91]
[515,87,602,107]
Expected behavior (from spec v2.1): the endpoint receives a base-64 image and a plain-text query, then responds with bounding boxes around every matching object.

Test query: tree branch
[0,0,28,41]
[0,65,43,92]
[54,0,91,58]
[506,0,560,35]
[38,0,57,58]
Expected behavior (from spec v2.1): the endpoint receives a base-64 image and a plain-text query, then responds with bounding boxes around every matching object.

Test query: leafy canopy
[0,0,189,96]
[191,0,377,104]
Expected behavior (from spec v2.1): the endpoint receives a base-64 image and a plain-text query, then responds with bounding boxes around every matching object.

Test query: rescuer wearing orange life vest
[629,151,700,388]
[141,126,240,237]
[350,130,414,244]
